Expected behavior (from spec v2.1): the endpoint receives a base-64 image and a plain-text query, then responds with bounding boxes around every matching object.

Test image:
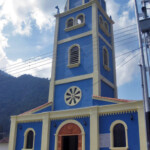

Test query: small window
[77,14,84,24]
[67,18,74,28]
[113,124,126,147]
[23,128,35,150]
[103,47,109,71]
[68,45,80,68]
[26,131,34,149]
[110,120,128,150]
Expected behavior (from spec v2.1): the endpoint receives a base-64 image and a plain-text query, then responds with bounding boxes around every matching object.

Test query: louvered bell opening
[104,49,108,66]
[70,46,79,65]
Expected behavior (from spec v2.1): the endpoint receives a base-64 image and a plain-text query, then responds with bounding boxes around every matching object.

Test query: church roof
[0,137,9,143]
[19,102,52,116]
[93,95,135,104]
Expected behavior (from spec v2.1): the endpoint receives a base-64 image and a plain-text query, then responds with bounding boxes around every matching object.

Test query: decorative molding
[48,15,60,104]
[100,75,115,89]
[58,31,92,45]
[8,116,17,150]
[98,33,113,50]
[12,101,143,123]
[41,114,50,150]
[55,73,93,85]
[23,128,35,150]
[68,44,80,68]
[137,107,147,150]
[92,2,101,96]
[55,120,85,150]
[65,17,75,29]
[65,22,85,32]
[110,120,128,150]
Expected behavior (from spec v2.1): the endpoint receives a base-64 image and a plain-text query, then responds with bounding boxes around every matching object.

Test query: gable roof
[19,102,52,116]
[0,137,9,143]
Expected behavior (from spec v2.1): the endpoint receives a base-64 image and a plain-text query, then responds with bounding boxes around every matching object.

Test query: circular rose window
[64,86,82,106]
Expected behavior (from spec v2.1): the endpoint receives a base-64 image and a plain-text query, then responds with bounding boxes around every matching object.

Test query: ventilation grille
[70,46,79,65]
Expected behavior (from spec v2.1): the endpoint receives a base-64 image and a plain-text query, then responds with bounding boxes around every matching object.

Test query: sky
[0,0,148,100]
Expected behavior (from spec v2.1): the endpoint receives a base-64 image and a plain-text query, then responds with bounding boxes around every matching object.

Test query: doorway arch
[55,120,85,150]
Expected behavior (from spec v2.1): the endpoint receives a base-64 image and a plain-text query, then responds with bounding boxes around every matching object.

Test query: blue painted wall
[99,112,140,150]
[99,38,114,84]
[58,7,92,41]
[98,10,112,45]
[56,35,93,80]
[101,81,114,98]
[54,78,93,111]
[93,99,116,106]
[50,117,90,150]
[15,122,42,150]
[34,106,52,114]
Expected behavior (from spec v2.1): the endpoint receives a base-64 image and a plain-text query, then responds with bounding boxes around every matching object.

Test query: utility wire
[114,24,136,32]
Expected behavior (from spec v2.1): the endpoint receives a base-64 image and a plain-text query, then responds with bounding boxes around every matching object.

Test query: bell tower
[48,0,117,111]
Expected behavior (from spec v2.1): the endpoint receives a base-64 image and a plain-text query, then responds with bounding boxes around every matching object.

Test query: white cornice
[12,101,143,123]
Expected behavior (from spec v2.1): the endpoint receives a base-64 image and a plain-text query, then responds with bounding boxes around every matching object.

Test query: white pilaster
[8,116,17,150]
[48,16,59,105]
[41,114,50,150]
[138,107,147,150]
[90,107,99,150]
[110,24,118,98]
[92,2,101,96]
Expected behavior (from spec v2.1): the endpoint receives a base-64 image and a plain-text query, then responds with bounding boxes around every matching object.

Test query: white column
[41,114,50,150]
[90,107,99,150]
[92,2,101,96]
[48,16,59,104]
[138,107,147,150]
[8,116,17,150]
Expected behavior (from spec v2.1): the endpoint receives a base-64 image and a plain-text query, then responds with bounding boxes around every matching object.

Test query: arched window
[110,120,128,150]
[76,14,85,24]
[103,47,110,71]
[99,15,104,25]
[68,44,80,68]
[23,128,35,150]
[66,18,74,28]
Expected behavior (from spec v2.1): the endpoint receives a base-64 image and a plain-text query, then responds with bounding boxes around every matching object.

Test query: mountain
[0,71,50,136]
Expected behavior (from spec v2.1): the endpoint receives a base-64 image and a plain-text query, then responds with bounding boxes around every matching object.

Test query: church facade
[8,0,147,150]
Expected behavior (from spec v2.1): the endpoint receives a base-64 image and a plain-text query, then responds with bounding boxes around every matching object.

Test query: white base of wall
[0,143,8,150]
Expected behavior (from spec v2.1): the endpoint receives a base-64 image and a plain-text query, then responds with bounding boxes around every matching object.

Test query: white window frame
[103,46,110,71]
[22,128,35,150]
[65,14,85,32]
[99,15,110,37]
[76,13,85,25]
[68,44,80,68]
[110,120,128,150]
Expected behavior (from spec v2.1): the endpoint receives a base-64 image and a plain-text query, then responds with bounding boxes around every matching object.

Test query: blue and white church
[8,0,147,150]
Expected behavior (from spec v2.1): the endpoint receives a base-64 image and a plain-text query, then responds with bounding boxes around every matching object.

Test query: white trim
[48,16,59,104]
[23,128,35,150]
[65,23,85,32]
[68,44,80,68]
[103,46,110,71]
[92,2,101,96]
[58,31,92,45]
[41,114,50,150]
[55,120,85,150]
[90,107,99,150]
[8,116,17,150]
[110,120,128,150]
[110,24,118,98]
[98,33,113,50]
[100,74,115,89]
[14,101,143,122]
[55,73,93,85]
[66,17,74,28]
[137,107,147,150]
